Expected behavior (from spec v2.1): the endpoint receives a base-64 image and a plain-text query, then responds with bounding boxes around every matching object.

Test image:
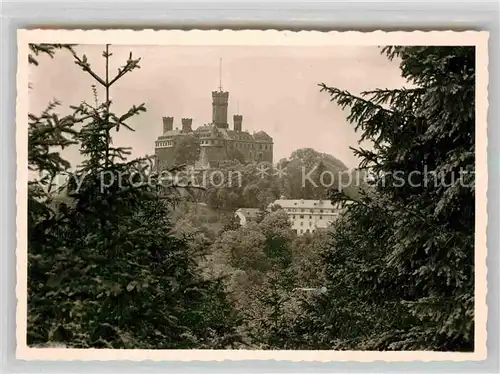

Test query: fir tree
[288,46,475,351]
[27,44,241,349]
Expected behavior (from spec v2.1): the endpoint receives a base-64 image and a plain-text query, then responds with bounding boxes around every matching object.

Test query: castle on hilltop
[154,81,273,170]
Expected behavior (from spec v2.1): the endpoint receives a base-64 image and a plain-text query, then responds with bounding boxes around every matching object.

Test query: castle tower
[162,116,173,133]
[181,118,193,133]
[212,58,229,129]
[212,91,229,129]
[233,114,243,132]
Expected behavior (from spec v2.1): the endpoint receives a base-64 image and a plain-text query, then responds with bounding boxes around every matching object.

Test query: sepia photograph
[16,30,488,361]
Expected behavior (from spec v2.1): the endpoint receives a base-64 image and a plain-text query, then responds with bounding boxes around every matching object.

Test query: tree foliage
[287,46,476,351]
[197,148,359,213]
[172,134,201,167]
[28,44,241,349]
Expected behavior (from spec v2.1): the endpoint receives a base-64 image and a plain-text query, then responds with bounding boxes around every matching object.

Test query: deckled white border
[15,29,489,362]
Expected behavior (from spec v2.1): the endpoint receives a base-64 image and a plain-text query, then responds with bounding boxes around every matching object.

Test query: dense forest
[27,44,475,351]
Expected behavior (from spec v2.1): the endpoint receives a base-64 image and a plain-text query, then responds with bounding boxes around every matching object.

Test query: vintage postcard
[16,29,488,362]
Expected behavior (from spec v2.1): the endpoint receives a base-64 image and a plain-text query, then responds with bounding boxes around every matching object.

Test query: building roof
[157,129,184,139]
[270,199,336,210]
[235,208,262,218]
[253,131,272,141]
[159,123,273,143]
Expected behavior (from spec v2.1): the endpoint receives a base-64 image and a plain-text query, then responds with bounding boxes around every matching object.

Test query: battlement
[162,116,174,133]
[212,91,229,99]
[233,114,243,131]
[181,118,193,133]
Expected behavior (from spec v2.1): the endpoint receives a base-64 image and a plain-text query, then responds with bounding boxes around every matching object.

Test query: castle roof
[192,124,273,143]
[157,129,184,139]
[253,131,272,141]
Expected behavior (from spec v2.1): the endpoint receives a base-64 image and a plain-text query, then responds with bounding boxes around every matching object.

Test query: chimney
[233,115,243,132]
[163,116,173,133]
[181,118,193,133]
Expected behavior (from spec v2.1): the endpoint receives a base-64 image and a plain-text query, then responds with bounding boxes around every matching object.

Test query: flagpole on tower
[218,58,223,91]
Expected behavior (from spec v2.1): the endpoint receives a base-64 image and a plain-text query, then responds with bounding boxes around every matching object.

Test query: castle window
[300,215,304,219]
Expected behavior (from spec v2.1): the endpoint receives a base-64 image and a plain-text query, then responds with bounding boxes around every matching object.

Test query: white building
[269,199,340,235]
[235,208,261,226]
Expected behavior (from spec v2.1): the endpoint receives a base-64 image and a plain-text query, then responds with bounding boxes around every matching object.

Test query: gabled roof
[235,207,261,218]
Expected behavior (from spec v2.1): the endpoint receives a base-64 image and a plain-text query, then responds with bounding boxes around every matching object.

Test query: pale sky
[29,44,406,169]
